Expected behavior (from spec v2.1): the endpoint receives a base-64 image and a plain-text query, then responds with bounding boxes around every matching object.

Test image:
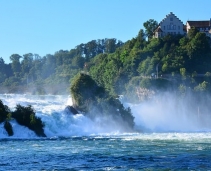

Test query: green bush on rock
[0,100,10,123]
[4,121,14,136]
[70,73,105,112]
[0,99,46,137]
[95,96,135,129]
[0,100,14,136]
[70,73,135,130]
[12,105,46,137]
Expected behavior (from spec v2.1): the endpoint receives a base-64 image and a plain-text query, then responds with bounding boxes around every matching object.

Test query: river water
[0,94,211,170]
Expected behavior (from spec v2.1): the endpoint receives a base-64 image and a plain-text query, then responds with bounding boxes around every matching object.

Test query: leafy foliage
[4,121,14,136]
[143,19,158,40]
[70,73,135,129]
[12,105,46,137]
[0,19,211,103]
[0,100,10,123]
[70,73,104,112]
[0,100,46,137]
[0,38,123,94]
[87,27,211,102]
[95,96,135,129]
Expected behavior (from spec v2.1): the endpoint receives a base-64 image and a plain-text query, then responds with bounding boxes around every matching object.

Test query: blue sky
[0,0,210,63]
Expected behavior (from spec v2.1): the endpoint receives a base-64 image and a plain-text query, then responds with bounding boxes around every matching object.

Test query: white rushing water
[125,92,211,133]
[0,94,133,138]
[0,94,211,139]
[1,94,211,170]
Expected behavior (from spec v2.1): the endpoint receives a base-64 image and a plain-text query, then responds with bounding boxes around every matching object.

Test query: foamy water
[125,93,211,133]
[1,94,211,170]
[1,93,211,138]
[0,94,134,138]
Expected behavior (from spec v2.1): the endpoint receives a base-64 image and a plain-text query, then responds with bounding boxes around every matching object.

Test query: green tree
[0,57,5,72]
[0,57,7,83]
[187,27,199,39]
[72,56,85,69]
[10,54,22,75]
[135,29,146,49]
[105,38,117,53]
[138,57,151,75]
[70,73,134,129]
[21,53,33,73]
[70,73,103,112]
[42,54,56,79]
[143,19,158,40]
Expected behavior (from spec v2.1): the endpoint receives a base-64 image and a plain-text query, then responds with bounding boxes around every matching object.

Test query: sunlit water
[0,94,211,170]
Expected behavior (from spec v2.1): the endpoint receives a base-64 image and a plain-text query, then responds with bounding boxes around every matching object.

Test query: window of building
[170,18,173,21]
[170,24,173,30]
[164,26,165,30]
[168,23,175,30]
[178,26,180,30]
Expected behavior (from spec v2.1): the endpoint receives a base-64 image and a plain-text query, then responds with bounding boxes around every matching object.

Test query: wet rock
[64,106,79,115]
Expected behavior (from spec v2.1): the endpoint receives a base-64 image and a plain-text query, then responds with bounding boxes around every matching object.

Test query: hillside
[0,24,211,102]
[88,27,211,102]
[0,38,123,94]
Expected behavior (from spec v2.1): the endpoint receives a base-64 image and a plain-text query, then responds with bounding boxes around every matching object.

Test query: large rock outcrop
[70,73,135,129]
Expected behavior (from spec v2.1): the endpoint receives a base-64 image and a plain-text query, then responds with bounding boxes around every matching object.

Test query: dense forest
[0,38,123,94]
[1,19,211,103]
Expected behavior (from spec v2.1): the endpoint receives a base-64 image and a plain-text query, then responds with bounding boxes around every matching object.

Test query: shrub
[12,105,46,137]
[70,73,104,112]
[0,99,10,123]
[70,73,135,129]
[96,96,135,129]
[4,121,14,136]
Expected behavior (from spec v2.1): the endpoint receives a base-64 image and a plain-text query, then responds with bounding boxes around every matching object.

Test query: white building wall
[186,22,191,31]
[159,13,184,36]
[186,21,211,38]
